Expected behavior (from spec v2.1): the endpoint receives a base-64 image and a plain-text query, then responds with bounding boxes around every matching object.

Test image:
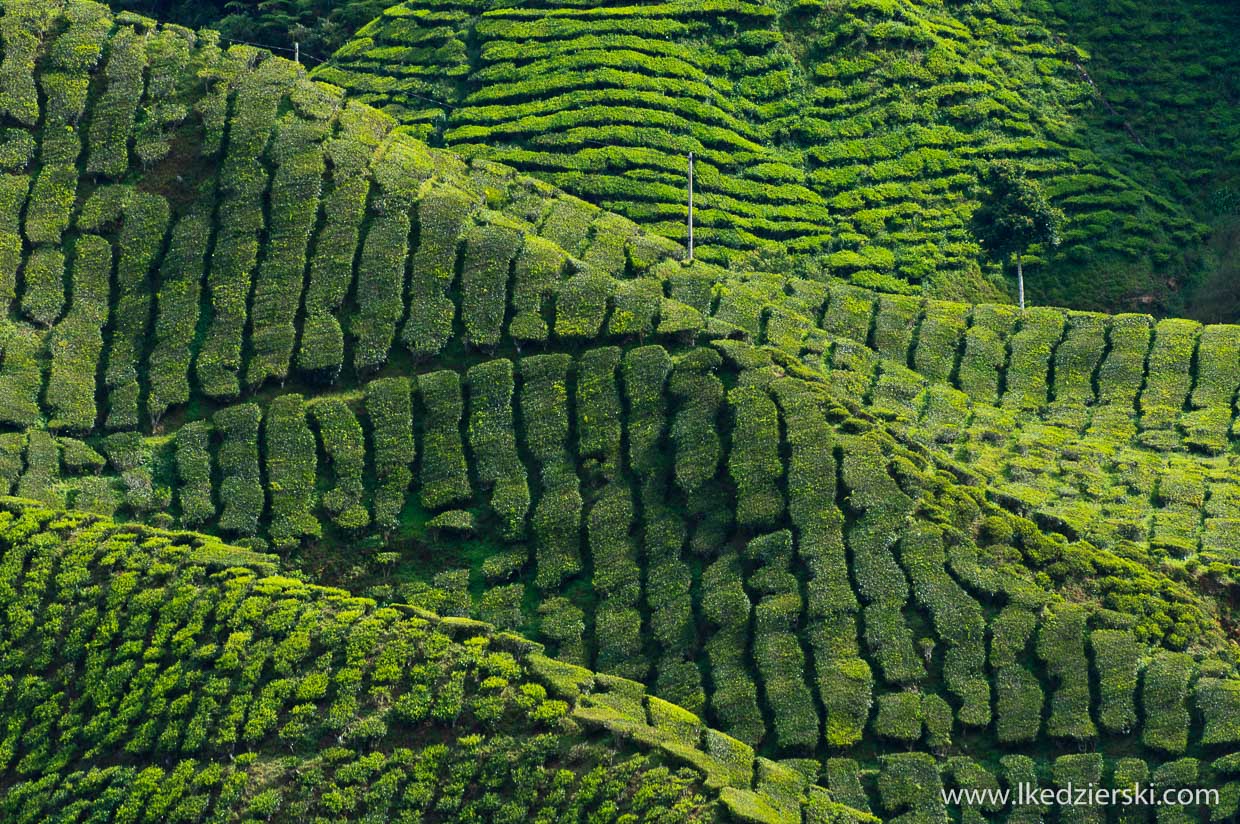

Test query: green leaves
[972,160,1066,264]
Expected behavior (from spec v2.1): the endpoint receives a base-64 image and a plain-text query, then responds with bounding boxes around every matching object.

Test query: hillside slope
[315,0,1235,310]
[0,500,863,823]
[4,1,1240,820]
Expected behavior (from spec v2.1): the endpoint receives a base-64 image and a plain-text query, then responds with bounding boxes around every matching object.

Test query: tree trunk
[1016,253,1025,310]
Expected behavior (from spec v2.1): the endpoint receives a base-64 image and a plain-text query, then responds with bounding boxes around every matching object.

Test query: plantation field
[2,1,1240,820]
[316,0,1237,311]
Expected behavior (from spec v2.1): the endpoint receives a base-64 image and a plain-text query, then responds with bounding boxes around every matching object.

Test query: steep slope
[4,2,1240,820]
[0,499,861,822]
[1042,0,1240,319]
[315,0,1229,309]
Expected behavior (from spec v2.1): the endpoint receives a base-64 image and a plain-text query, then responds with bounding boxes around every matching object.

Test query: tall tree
[973,162,1065,309]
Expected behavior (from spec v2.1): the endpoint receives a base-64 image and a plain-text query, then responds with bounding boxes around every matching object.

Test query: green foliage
[214,404,265,537]
[972,161,1065,266]
[365,377,414,533]
[466,360,528,539]
[265,394,320,551]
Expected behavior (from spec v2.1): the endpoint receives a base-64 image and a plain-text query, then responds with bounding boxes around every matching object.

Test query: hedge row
[417,370,472,510]
[264,394,321,551]
[197,58,298,399]
[16,430,61,507]
[0,322,43,428]
[1142,651,1193,754]
[957,303,1018,404]
[913,300,968,383]
[1182,324,1240,453]
[1091,629,1143,735]
[353,136,427,372]
[310,398,369,531]
[899,525,989,726]
[589,483,643,681]
[297,102,389,381]
[466,359,529,540]
[45,235,109,433]
[85,26,146,179]
[1037,603,1096,740]
[365,377,415,532]
[769,378,854,616]
[106,192,170,430]
[174,420,215,527]
[1047,311,1107,428]
[404,185,475,359]
[728,385,784,530]
[1138,319,1199,433]
[990,607,1043,743]
[1002,308,1065,411]
[214,404,264,536]
[839,433,921,684]
[461,222,522,349]
[246,112,330,388]
[520,354,582,589]
[669,347,724,499]
[748,530,818,752]
[148,213,209,422]
[702,554,763,745]
[576,346,623,475]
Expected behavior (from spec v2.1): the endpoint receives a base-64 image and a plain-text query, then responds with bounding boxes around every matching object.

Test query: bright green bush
[105,192,169,430]
[264,394,321,551]
[148,213,209,423]
[85,26,145,178]
[913,300,968,382]
[1037,603,1096,740]
[873,691,921,742]
[575,346,623,475]
[196,58,299,400]
[354,137,428,372]
[246,124,326,388]
[957,303,1018,404]
[1002,307,1065,411]
[1142,650,1194,754]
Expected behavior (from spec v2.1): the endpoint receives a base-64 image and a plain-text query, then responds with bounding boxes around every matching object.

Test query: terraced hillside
[5,1,1240,820]
[314,0,1228,309]
[0,501,865,822]
[1045,0,1240,320]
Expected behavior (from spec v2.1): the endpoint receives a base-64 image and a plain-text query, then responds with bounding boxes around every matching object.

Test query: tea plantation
[3,0,1240,820]
[315,0,1238,311]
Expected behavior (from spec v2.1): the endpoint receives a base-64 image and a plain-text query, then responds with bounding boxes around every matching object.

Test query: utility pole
[687,152,694,262]
[294,42,300,64]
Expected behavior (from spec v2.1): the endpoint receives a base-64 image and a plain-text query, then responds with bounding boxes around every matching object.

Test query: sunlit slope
[0,500,866,823]
[316,0,1220,309]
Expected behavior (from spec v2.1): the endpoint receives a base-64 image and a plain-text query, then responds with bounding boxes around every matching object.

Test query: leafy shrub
[466,359,529,539]
[365,377,414,532]
[1141,650,1194,754]
[265,394,321,551]
[214,404,264,536]
[417,370,472,510]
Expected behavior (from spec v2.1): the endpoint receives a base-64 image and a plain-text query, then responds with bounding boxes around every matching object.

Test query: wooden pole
[687,152,694,262]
